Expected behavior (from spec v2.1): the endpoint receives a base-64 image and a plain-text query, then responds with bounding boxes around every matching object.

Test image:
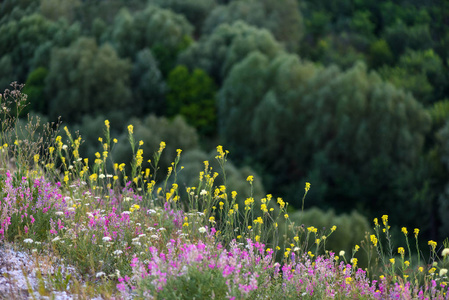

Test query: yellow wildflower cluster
[370,234,378,246]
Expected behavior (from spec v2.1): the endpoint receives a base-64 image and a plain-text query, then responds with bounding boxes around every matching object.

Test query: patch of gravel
[0,243,103,299]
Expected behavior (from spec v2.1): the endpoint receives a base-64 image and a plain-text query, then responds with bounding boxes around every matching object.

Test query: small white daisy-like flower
[339,250,345,257]
[96,272,106,278]
[198,227,207,233]
[200,189,208,196]
[24,238,33,244]
[440,268,448,277]
[52,236,61,242]
[113,250,123,256]
[102,236,112,242]
[442,248,449,257]
[99,174,105,179]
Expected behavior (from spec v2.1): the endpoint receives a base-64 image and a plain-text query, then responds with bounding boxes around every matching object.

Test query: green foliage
[113,114,199,176]
[166,65,217,135]
[108,5,193,74]
[383,23,434,57]
[379,49,445,104]
[45,37,132,123]
[23,67,48,115]
[148,0,217,34]
[368,39,394,68]
[220,56,431,225]
[179,21,284,84]
[145,265,229,299]
[202,0,304,52]
[39,0,81,22]
[131,49,166,116]
[289,207,371,258]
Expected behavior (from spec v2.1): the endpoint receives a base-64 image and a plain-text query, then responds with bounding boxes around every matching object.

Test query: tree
[131,49,166,116]
[179,21,284,84]
[45,37,132,124]
[108,5,193,75]
[22,67,48,115]
[202,0,303,52]
[166,65,217,136]
[219,54,431,225]
[148,0,217,35]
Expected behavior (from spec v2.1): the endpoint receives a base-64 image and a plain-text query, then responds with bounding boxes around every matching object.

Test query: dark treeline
[1,0,449,244]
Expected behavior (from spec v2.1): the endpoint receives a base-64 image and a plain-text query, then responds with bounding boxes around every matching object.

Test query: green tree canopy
[202,0,304,52]
[108,5,193,74]
[179,21,284,84]
[166,65,217,136]
[219,54,431,221]
[131,49,166,116]
[45,37,132,124]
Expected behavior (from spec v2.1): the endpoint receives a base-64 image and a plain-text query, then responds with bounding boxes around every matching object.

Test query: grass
[1,84,449,298]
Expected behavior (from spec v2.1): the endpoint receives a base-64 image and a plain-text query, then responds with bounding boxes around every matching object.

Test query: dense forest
[1,0,449,245]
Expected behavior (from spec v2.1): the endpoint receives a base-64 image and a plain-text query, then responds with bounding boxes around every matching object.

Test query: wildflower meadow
[2,85,449,299]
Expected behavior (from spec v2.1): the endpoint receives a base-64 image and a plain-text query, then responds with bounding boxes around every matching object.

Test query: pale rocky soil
[0,243,104,300]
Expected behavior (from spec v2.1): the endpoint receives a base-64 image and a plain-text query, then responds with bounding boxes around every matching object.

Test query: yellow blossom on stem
[305,182,311,192]
[382,215,388,226]
[127,125,133,134]
[401,227,408,235]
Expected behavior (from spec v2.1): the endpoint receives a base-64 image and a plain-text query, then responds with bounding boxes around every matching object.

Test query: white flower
[113,250,123,256]
[96,272,106,278]
[146,227,155,232]
[138,234,146,238]
[150,235,159,240]
[132,241,141,246]
[198,227,207,233]
[62,144,68,150]
[99,174,105,179]
[200,189,208,196]
[147,209,156,215]
[339,250,345,257]
[52,236,61,242]
[35,241,41,245]
[106,174,113,178]
[294,247,300,252]
[32,249,37,253]
[102,236,112,242]
[158,228,166,231]
[122,211,131,215]
[24,238,33,244]
[55,211,64,216]
[124,197,132,202]
[132,237,140,242]
[440,268,448,277]
[442,248,449,257]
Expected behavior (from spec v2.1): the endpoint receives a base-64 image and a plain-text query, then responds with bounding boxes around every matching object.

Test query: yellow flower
[352,258,358,266]
[176,149,182,156]
[158,141,166,153]
[381,215,388,226]
[305,182,311,192]
[113,138,118,143]
[401,227,408,235]
[370,234,378,246]
[429,267,436,274]
[139,140,144,146]
[284,214,289,219]
[374,218,378,226]
[331,225,337,232]
[127,124,133,134]
[345,277,352,285]
[255,235,260,242]
[246,175,254,182]
[414,228,419,238]
[254,217,263,224]
[428,240,437,251]
[104,120,110,128]
[307,226,318,233]
[419,267,424,272]
[404,261,410,267]
[354,245,360,252]
[398,247,405,256]
[219,202,224,210]
[209,216,215,223]
[33,154,39,163]
[307,251,314,258]
[294,236,299,242]
[390,258,395,264]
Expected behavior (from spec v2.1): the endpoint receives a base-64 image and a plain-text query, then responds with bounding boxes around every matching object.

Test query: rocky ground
[0,243,103,300]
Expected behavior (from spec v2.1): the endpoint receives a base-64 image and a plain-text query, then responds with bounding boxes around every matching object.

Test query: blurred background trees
[1,0,449,243]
